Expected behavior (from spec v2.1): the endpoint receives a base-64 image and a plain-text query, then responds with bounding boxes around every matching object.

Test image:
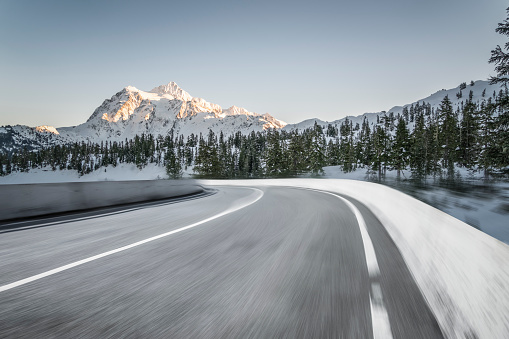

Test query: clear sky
[0,0,507,127]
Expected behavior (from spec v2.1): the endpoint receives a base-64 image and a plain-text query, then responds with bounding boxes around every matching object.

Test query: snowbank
[201,179,509,339]
[0,164,169,185]
[322,165,509,245]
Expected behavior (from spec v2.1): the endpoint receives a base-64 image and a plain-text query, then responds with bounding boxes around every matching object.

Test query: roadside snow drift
[201,179,509,339]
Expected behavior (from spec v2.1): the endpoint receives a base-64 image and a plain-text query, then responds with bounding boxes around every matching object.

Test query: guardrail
[0,180,203,221]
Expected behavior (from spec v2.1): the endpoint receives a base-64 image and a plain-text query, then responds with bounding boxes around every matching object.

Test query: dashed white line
[0,188,263,293]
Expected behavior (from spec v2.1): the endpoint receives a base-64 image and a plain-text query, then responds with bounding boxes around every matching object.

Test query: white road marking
[333,194,380,277]
[0,191,214,233]
[370,283,393,339]
[0,188,263,293]
[300,187,393,339]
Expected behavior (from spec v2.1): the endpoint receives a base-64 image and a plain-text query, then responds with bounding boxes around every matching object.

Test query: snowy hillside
[284,80,503,132]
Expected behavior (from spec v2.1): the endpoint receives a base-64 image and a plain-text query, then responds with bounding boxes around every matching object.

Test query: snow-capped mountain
[0,82,286,153]
[69,82,286,140]
[0,80,503,154]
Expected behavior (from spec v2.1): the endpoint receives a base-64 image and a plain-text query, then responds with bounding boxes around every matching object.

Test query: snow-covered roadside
[201,179,509,339]
[322,165,509,244]
[0,164,169,184]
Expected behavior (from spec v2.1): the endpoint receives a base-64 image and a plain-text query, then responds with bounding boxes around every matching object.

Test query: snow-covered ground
[202,178,509,339]
[0,164,169,184]
[322,166,509,245]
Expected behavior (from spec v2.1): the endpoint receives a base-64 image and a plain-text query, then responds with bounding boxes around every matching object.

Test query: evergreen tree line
[0,134,177,177]
[193,90,509,180]
[1,92,508,180]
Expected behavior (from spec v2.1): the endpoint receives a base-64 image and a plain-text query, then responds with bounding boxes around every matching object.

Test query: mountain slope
[284,80,502,132]
[63,82,286,141]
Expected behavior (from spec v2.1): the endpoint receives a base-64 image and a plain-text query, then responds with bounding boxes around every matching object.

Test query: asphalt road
[0,186,443,338]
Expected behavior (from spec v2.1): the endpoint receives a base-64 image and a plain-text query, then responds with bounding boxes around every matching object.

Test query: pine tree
[357,117,372,168]
[308,122,326,175]
[379,114,394,178]
[487,11,509,173]
[339,118,355,172]
[458,94,479,169]
[165,147,182,179]
[287,130,305,176]
[371,125,385,181]
[391,117,410,179]
[217,131,229,178]
[437,96,458,177]
[326,138,341,166]
[5,156,12,174]
[493,97,509,170]
[326,124,338,137]
[489,7,509,85]
[193,134,208,176]
[477,100,496,178]
[410,111,427,180]
[402,107,409,123]
[265,129,284,176]
[0,154,4,176]
[193,130,221,177]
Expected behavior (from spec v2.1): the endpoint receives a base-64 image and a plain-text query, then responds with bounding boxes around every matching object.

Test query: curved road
[0,186,443,338]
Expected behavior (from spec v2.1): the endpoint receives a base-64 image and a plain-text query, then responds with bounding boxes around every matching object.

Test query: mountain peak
[150,81,192,101]
[224,105,250,116]
[124,85,140,93]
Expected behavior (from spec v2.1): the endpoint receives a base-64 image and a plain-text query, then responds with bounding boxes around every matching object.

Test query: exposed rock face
[35,125,59,135]
[177,97,223,119]
[100,91,144,123]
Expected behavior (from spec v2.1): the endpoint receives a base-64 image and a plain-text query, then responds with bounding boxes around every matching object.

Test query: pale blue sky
[0,0,507,127]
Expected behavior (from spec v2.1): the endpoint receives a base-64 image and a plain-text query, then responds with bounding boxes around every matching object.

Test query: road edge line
[0,188,263,293]
[298,187,394,339]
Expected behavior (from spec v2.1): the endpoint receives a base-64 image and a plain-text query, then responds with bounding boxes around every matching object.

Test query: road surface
[0,186,443,338]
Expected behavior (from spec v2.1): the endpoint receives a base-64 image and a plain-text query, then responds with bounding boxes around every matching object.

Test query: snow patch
[0,164,168,184]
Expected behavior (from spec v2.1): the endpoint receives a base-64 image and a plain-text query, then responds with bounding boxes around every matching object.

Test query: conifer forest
[2,89,508,181]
